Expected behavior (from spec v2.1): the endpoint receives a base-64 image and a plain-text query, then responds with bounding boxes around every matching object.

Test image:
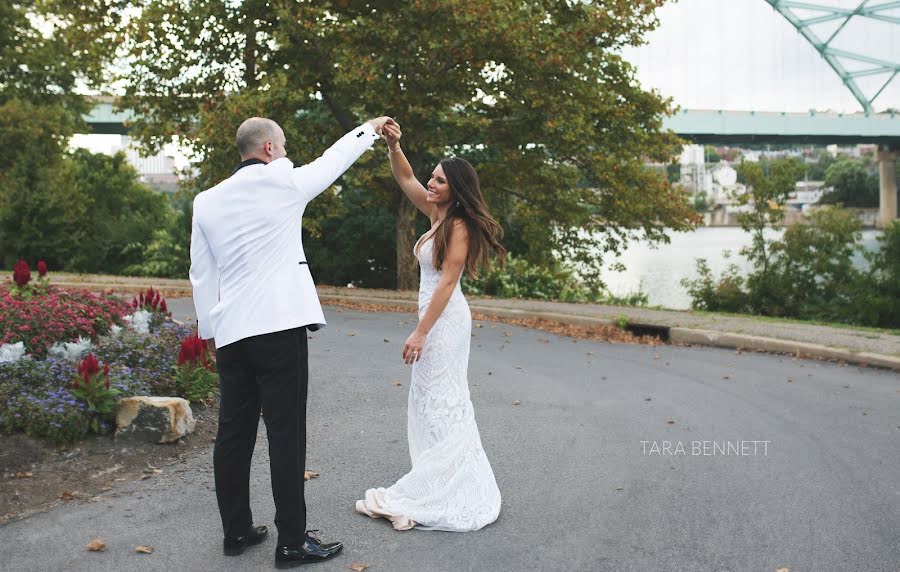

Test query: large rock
[116,397,195,444]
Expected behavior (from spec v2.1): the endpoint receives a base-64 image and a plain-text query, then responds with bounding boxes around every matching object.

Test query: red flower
[160,299,168,313]
[77,353,101,387]
[37,260,48,278]
[178,332,208,366]
[12,260,30,286]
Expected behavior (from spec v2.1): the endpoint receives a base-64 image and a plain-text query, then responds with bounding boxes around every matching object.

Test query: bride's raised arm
[383,122,432,219]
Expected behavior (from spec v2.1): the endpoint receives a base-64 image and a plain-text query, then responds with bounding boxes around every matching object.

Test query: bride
[355,121,505,532]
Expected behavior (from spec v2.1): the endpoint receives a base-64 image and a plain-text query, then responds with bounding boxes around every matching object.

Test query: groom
[190,114,391,566]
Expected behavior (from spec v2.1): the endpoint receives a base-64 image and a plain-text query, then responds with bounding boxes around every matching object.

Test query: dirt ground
[0,403,219,524]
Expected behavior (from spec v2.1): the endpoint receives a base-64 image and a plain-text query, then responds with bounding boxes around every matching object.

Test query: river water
[601,227,885,310]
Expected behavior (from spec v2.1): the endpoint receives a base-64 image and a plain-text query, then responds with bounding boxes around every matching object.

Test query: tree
[1,146,170,272]
[820,158,879,207]
[0,0,120,267]
[733,157,806,313]
[107,1,695,289]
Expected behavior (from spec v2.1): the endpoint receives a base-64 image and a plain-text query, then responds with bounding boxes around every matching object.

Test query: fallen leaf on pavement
[347,332,356,337]
[787,378,794,383]
[349,564,369,571]
[666,420,675,425]
[99,486,112,492]
[775,568,789,572]
[135,546,154,554]
[13,471,32,479]
[86,539,106,552]
[393,380,402,387]
[512,400,521,406]
[722,375,730,380]
[304,471,319,481]
[383,338,390,343]
[60,491,76,501]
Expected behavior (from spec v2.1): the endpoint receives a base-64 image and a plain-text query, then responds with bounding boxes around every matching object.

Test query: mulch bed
[0,403,219,524]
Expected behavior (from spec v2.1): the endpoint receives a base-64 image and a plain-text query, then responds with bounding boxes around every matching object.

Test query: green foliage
[819,158,879,207]
[123,193,193,278]
[804,150,838,181]
[732,158,806,312]
[692,192,709,213]
[462,254,648,306]
[681,257,749,314]
[683,209,900,328]
[0,147,171,273]
[173,364,218,405]
[857,221,900,328]
[304,188,397,288]
[70,362,122,434]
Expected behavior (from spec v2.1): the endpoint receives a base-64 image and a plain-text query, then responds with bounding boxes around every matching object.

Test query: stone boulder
[116,397,195,444]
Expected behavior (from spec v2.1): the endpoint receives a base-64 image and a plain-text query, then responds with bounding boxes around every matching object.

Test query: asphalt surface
[1,300,898,572]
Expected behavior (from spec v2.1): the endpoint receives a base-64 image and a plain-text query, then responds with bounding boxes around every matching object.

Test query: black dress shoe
[223,524,269,556]
[275,530,343,567]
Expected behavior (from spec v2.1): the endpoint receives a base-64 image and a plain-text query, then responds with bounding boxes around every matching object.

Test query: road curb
[320,294,900,371]
[668,327,900,371]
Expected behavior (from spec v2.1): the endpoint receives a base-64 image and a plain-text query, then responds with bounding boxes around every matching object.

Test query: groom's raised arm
[291,117,389,202]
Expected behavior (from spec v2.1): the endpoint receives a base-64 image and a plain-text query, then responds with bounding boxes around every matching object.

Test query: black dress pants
[213,326,308,546]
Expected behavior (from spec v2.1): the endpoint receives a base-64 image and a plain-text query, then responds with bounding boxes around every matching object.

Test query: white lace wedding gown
[355,236,502,531]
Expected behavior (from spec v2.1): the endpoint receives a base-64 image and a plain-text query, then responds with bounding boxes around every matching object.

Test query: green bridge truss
[766,1,900,114]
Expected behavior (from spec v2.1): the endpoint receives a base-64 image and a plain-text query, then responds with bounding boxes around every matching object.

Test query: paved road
[1,303,898,571]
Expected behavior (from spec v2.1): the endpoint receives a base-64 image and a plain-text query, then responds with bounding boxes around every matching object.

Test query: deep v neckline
[414,220,443,253]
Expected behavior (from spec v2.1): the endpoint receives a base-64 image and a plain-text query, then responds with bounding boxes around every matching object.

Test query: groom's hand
[366,116,393,136]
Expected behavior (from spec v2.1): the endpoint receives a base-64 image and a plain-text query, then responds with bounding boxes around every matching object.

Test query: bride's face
[426,164,453,205]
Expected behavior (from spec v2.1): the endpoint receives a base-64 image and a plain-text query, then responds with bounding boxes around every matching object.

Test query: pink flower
[12,260,30,286]
[37,260,48,278]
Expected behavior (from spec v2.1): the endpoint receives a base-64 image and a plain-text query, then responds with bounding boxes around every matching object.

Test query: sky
[621,0,900,113]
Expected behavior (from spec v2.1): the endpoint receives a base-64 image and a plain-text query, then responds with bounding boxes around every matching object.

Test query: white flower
[109,324,122,335]
[48,336,92,361]
[0,342,26,364]
[126,309,152,334]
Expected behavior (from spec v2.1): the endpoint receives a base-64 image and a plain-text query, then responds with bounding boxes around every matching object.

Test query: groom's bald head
[236,117,286,160]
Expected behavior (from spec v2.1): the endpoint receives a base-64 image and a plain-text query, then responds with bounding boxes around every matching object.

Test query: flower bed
[0,285,128,358]
[0,261,217,444]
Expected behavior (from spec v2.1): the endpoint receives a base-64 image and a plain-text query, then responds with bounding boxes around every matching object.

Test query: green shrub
[682,211,900,328]
[463,254,647,306]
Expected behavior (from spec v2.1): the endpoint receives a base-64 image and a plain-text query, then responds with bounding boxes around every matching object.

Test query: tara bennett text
[640,440,771,456]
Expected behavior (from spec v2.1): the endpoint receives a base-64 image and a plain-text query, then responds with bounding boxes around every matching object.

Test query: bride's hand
[402,329,425,365]
[383,120,402,151]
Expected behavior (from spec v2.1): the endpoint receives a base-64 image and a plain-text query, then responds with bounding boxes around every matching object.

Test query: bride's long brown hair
[419,157,506,278]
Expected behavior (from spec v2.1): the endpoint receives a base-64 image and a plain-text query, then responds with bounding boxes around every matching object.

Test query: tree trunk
[395,197,419,290]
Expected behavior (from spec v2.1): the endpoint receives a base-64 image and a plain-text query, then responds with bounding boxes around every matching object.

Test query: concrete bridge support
[877,148,898,229]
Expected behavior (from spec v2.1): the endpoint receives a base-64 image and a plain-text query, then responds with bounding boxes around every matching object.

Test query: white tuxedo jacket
[189,123,379,348]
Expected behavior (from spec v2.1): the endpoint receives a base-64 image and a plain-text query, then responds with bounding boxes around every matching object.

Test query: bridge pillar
[877,148,898,229]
